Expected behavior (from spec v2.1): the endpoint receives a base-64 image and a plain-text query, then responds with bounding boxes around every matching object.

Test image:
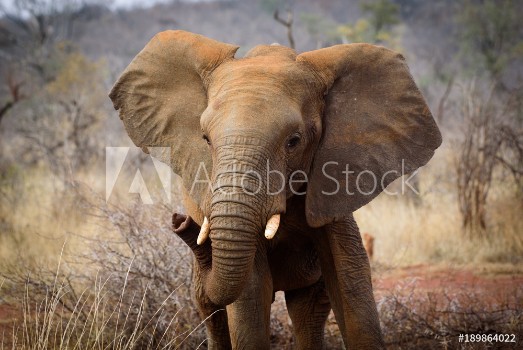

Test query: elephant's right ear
[109,30,238,204]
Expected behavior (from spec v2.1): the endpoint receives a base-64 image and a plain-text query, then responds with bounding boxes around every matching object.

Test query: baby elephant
[110,30,441,349]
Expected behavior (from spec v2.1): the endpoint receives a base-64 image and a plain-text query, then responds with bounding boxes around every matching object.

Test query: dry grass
[1,178,207,349]
[0,159,205,348]
[377,280,522,349]
[0,140,521,348]
[354,142,523,266]
[1,263,206,349]
[0,166,90,268]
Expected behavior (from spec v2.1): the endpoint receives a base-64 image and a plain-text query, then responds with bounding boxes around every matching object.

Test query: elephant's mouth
[194,212,282,245]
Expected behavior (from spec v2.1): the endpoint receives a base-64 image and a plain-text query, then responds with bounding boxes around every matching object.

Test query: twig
[273,9,295,49]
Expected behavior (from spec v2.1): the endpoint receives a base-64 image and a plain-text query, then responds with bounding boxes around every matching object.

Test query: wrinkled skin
[110,31,442,349]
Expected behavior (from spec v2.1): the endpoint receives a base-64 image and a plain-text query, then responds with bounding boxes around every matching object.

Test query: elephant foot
[172,213,212,268]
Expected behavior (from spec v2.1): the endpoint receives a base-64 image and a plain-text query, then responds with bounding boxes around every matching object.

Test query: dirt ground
[271,263,523,349]
[372,264,523,349]
[2,264,522,348]
[373,263,523,300]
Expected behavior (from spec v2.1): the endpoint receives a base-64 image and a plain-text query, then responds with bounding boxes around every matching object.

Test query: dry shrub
[1,150,520,348]
[354,143,523,266]
[378,279,523,349]
[0,182,206,349]
[2,172,521,348]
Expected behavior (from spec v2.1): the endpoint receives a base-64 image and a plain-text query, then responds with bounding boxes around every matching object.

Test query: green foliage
[458,0,523,79]
[361,0,400,34]
[337,0,402,48]
[337,19,375,44]
[300,13,338,48]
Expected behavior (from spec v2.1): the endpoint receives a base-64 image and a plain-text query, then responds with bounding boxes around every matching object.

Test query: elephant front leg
[316,215,384,349]
[226,250,273,349]
[285,278,331,350]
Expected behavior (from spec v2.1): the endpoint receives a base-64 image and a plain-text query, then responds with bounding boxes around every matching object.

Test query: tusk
[264,214,280,239]
[197,217,210,245]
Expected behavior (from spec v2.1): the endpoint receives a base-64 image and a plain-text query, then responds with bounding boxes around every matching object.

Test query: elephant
[110,30,441,349]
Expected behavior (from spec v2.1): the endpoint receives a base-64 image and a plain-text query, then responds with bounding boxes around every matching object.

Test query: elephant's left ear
[297,44,442,227]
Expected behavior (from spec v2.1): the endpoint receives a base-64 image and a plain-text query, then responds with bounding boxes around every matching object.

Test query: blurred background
[0,0,521,348]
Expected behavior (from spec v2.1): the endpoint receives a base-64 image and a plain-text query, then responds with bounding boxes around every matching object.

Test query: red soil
[373,265,523,309]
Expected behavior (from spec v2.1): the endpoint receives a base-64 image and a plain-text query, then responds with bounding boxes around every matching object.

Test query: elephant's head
[110,31,441,305]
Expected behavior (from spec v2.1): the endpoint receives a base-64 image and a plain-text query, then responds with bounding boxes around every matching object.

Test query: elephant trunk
[176,192,262,306]
[204,197,260,305]
[203,149,270,305]
[174,195,269,306]
[188,136,284,306]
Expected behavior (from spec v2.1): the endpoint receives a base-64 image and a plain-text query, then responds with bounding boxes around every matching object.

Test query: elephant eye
[286,133,301,150]
[202,134,211,145]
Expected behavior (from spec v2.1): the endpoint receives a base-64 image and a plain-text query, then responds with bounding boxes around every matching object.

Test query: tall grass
[2,258,206,349]
[0,142,521,348]
[0,172,206,349]
[354,143,523,266]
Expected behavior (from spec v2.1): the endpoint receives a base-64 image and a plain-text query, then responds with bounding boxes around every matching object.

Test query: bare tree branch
[0,71,25,126]
[273,9,295,49]
[436,77,454,123]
